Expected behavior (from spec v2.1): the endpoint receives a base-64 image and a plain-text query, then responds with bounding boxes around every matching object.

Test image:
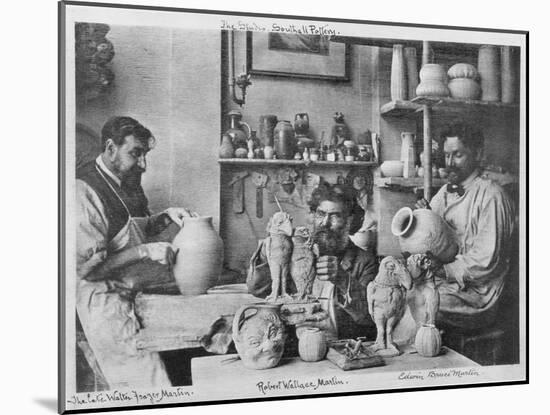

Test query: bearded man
[247,186,379,339]
[76,116,196,389]
[416,122,515,329]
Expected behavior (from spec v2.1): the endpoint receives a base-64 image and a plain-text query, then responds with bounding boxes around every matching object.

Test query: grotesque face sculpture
[233,305,286,370]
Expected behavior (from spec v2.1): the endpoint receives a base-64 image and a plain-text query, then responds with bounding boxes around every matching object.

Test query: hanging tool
[251,172,268,218]
[229,171,249,214]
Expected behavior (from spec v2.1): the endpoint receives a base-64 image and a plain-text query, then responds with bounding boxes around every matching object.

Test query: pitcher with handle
[232,302,286,369]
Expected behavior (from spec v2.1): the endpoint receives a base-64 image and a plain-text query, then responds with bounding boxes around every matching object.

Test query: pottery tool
[273,193,284,212]
[229,171,249,214]
[251,172,268,218]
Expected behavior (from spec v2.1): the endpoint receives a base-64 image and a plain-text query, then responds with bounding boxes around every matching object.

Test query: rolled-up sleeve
[443,187,513,289]
[76,180,109,280]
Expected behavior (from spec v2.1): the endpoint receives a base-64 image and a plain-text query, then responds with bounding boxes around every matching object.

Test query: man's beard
[122,166,145,190]
[312,227,349,257]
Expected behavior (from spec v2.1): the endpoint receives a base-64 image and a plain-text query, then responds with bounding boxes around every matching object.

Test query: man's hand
[163,207,198,226]
[141,242,179,266]
[415,198,431,210]
[316,255,339,282]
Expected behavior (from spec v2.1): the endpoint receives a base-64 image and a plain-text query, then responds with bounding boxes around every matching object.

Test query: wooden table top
[190,345,480,400]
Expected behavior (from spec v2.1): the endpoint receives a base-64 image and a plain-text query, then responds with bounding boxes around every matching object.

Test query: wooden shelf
[411,96,519,110]
[218,159,378,167]
[381,97,519,118]
[374,176,447,188]
[380,100,423,117]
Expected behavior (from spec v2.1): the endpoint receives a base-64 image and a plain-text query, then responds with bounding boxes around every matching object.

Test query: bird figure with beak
[367,256,413,355]
[290,226,319,301]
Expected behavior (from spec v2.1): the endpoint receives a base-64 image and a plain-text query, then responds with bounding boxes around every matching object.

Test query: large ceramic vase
[478,45,501,102]
[172,216,224,296]
[298,327,327,362]
[415,324,442,357]
[232,303,286,369]
[391,44,407,101]
[391,207,458,263]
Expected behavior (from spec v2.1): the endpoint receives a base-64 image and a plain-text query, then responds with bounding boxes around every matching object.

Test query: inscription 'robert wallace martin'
[256,377,346,395]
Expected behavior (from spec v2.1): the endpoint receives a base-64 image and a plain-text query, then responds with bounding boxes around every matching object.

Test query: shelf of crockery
[218,159,379,167]
[380,97,519,118]
[374,171,518,189]
[374,176,447,188]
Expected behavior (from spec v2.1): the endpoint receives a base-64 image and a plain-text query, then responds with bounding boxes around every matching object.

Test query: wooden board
[326,342,384,370]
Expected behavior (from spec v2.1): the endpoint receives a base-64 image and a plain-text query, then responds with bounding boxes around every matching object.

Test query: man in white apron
[76,116,194,389]
[416,122,515,329]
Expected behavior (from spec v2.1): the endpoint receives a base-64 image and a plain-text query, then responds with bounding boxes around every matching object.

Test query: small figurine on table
[406,252,443,357]
[406,253,440,329]
[366,256,413,356]
[262,210,294,302]
[290,226,319,301]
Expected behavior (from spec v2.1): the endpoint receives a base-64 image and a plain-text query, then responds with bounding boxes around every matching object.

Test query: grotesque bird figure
[367,256,413,355]
[262,211,294,302]
[406,253,440,330]
[290,226,319,301]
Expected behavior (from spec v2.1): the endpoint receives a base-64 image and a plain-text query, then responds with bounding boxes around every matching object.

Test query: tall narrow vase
[478,45,501,102]
[172,216,224,296]
[501,46,517,104]
[391,44,407,101]
[405,47,419,100]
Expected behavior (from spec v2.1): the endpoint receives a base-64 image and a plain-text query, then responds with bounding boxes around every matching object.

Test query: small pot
[415,324,442,357]
[298,327,327,362]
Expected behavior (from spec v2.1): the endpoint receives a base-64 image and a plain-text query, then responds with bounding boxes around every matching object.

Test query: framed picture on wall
[246,31,351,80]
[60,0,528,413]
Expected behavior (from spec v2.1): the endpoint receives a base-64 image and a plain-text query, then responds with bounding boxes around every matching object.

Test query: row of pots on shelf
[392,44,517,103]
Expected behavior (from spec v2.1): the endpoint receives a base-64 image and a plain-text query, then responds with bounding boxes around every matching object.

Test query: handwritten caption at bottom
[256,376,347,395]
[66,388,194,407]
[398,368,480,381]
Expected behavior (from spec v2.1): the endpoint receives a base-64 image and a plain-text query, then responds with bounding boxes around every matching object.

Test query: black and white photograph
[57,0,529,413]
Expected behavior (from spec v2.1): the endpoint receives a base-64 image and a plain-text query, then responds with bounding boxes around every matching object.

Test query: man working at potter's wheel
[76,116,196,389]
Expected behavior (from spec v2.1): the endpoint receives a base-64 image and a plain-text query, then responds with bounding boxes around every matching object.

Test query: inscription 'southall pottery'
[232,303,286,369]
[172,216,224,295]
[415,324,442,357]
[298,327,328,362]
[274,120,296,160]
[391,207,458,263]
